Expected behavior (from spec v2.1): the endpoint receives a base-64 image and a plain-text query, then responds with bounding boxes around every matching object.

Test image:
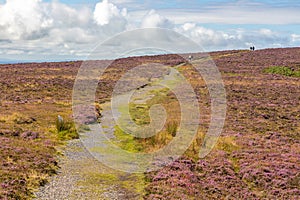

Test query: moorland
[0,48,299,199]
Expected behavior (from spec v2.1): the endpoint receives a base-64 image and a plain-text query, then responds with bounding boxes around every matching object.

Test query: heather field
[0,48,299,199]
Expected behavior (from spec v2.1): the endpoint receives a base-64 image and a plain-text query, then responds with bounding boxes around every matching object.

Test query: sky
[0,0,299,62]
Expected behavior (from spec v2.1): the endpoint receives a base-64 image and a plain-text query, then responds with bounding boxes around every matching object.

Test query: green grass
[111,86,182,154]
[112,125,144,152]
[55,117,79,140]
[74,170,147,198]
[120,173,147,196]
[129,104,150,125]
[263,66,300,77]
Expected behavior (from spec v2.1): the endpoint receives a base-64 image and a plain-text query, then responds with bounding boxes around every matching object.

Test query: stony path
[34,139,141,200]
[34,64,187,200]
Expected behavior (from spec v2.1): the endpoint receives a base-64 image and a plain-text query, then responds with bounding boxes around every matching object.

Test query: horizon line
[1,46,299,65]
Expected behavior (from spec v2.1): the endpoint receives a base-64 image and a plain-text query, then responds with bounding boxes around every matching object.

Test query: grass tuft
[166,121,178,137]
[55,116,79,140]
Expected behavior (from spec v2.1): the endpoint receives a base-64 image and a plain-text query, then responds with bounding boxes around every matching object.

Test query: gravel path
[34,64,187,200]
[34,139,141,200]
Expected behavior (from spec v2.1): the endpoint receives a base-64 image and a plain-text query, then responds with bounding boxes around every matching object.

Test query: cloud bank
[0,0,299,61]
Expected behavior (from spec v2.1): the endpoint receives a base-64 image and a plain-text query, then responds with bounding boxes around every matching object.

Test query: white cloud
[159,6,300,25]
[181,23,196,31]
[176,23,236,49]
[141,10,173,28]
[291,34,300,42]
[176,24,291,51]
[48,27,95,44]
[6,49,24,55]
[0,0,129,41]
[0,0,52,40]
[50,1,91,28]
[0,0,299,61]
[0,0,131,60]
[93,0,127,26]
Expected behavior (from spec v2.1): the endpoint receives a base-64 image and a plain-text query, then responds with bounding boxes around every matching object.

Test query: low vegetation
[144,48,300,199]
[1,48,300,199]
[55,116,79,140]
[264,65,300,77]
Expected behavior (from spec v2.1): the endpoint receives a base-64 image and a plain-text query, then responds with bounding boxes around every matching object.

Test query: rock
[73,105,99,125]
[21,131,39,140]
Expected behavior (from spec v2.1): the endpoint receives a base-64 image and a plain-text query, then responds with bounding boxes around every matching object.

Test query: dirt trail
[34,139,141,200]
[35,63,187,200]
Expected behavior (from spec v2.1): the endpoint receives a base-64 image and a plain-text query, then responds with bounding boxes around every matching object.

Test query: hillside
[0,48,299,199]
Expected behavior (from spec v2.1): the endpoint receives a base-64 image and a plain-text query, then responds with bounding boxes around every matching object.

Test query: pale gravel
[34,139,140,200]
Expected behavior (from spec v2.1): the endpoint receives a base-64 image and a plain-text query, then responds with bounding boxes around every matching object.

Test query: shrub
[263,66,300,77]
[293,70,300,77]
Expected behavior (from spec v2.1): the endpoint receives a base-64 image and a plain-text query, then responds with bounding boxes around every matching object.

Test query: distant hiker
[188,55,193,61]
[253,46,255,51]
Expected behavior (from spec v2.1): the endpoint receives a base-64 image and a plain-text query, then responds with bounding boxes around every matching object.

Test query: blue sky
[0,0,299,62]
[49,0,300,9]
